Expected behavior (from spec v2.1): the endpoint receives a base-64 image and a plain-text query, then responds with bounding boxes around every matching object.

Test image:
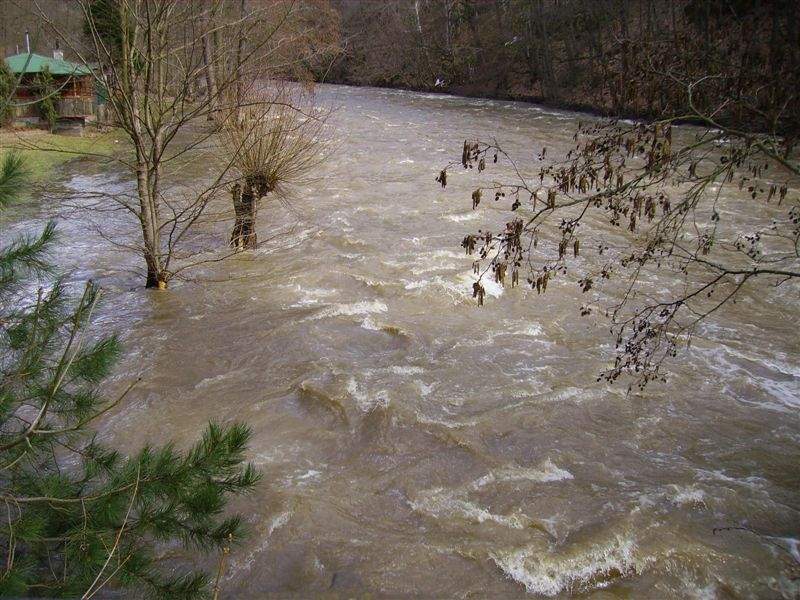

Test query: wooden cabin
[4,50,97,128]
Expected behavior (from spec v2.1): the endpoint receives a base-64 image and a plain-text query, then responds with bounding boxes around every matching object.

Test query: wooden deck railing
[9,96,101,122]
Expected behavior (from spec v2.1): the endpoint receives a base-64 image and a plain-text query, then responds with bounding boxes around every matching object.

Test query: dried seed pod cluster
[438,105,798,389]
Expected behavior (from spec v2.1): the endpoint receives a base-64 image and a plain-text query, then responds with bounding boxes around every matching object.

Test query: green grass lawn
[0,128,121,181]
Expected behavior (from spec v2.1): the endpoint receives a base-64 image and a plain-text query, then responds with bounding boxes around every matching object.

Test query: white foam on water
[350,273,393,287]
[416,380,434,397]
[513,322,544,337]
[332,215,352,228]
[347,377,389,412]
[635,493,659,510]
[411,92,462,101]
[541,387,586,403]
[400,276,472,304]
[490,535,645,596]
[775,537,800,564]
[359,316,406,336]
[670,485,706,507]
[195,372,235,389]
[527,106,575,118]
[520,325,544,337]
[500,459,574,483]
[474,459,573,488]
[458,272,505,298]
[361,316,380,331]
[297,469,321,480]
[226,509,293,578]
[753,377,800,411]
[409,264,456,276]
[683,581,718,600]
[342,234,368,247]
[444,212,481,222]
[388,365,425,375]
[403,279,432,290]
[385,249,473,276]
[310,300,388,321]
[283,468,323,488]
[695,468,767,491]
[289,286,337,307]
[761,355,800,379]
[416,413,477,430]
[410,488,530,529]
[417,249,473,264]
[699,346,800,411]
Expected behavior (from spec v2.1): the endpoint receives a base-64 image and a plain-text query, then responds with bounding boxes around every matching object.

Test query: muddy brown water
[3,85,799,598]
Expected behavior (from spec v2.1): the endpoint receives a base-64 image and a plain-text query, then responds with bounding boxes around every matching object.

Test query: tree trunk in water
[136,159,167,289]
[145,265,160,288]
[230,183,259,250]
[145,256,166,289]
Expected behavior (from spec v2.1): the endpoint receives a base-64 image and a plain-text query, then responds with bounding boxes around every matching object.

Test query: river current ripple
[4,85,799,598]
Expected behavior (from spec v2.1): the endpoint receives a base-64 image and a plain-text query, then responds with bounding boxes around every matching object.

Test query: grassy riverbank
[0,128,119,180]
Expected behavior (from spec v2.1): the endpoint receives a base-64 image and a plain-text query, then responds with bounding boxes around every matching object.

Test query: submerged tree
[0,153,260,597]
[37,0,339,288]
[0,155,259,595]
[220,84,330,251]
[438,4,800,389]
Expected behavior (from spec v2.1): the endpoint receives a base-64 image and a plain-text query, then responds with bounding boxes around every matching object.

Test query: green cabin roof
[4,53,92,77]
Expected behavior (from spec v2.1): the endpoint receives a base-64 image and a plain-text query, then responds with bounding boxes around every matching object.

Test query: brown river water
[4,85,800,598]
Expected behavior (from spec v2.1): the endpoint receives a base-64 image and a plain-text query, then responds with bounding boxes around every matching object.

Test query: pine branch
[0,153,27,209]
[0,222,57,289]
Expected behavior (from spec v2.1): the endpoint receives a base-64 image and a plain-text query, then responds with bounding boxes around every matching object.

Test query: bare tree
[36,0,340,288]
[201,1,220,119]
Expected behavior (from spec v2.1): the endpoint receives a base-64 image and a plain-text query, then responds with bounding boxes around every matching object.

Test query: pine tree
[33,66,58,132]
[0,62,14,126]
[0,151,260,597]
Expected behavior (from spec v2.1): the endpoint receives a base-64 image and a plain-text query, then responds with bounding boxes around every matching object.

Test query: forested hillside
[5,0,797,135]
[0,1,84,57]
[328,0,799,133]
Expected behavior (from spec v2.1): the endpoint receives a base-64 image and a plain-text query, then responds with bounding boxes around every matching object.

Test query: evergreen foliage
[33,66,58,132]
[0,62,14,126]
[0,149,259,595]
[83,0,124,58]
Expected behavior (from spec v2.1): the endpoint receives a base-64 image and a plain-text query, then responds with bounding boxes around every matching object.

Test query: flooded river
[4,85,800,598]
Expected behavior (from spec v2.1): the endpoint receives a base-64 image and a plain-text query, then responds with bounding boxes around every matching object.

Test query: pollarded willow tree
[35,0,339,288]
[220,83,331,250]
[438,3,800,390]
